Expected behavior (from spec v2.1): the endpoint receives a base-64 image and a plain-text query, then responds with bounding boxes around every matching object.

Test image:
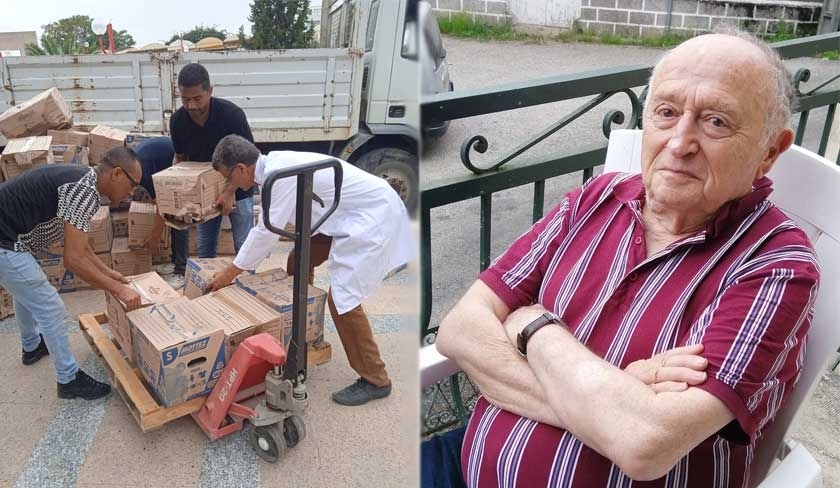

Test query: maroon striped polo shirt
[465,172,820,488]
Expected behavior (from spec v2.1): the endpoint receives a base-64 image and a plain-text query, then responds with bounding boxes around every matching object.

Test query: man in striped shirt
[434,30,820,487]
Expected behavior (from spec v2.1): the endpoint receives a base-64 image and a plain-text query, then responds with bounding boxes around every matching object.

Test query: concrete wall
[578,0,821,38]
[431,0,514,24]
[0,31,37,54]
[508,0,581,30]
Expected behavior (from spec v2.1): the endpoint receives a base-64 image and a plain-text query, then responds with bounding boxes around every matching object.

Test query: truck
[0,0,452,210]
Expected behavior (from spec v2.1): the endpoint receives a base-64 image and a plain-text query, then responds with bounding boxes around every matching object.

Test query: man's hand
[107,268,130,284]
[214,191,235,216]
[117,286,142,311]
[624,344,708,393]
[207,264,242,292]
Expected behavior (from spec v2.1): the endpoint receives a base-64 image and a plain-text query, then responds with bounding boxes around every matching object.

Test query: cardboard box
[33,248,75,293]
[235,270,327,348]
[183,257,233,299]
[152,162,225,223]
[111,238,152,277]
[128,297,227,407]
[88,125,127,164]
[51,144,89,165]
[1,136,54,181]
[105,271,181,362]
[0,87,73,139]
[88,206,113,253]
[128,202,170,249]
[0,287,13,320]
[48,129,89,147]
[193,286,283,361]
[112,210,129,238]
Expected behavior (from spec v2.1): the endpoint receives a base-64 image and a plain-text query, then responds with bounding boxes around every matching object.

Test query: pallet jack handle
[261,158,343,385]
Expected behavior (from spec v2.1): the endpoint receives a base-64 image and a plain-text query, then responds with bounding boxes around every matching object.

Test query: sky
[1,0,323,47]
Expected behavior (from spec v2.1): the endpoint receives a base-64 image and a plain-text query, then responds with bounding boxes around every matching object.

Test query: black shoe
[57,370,111,400]
[331,378,392,406]
[22,334,49,366]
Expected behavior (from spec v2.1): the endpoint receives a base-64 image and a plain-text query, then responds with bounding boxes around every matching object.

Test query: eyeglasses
[120,167,140,188]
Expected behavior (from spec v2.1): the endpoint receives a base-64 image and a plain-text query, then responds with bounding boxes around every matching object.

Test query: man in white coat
[207,134,415,406]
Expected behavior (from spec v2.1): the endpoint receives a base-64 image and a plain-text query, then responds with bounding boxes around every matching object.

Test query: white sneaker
[155,263,175,275]
[165,274,186,289]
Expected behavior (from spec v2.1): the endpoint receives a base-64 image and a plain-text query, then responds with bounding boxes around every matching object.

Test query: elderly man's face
[641,36,779,218]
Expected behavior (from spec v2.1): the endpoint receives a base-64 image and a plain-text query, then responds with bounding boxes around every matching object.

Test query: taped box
[88,125,127,165]
[111,238,152,277]
[183,257,233,299]
[1,136,54,181]
[112,209,129,238]
[128,297,227,408]
[0,287,13,320]
[193,286,283,361]
[48,129,89,147]
[128,202,170,249]
[235,269,327,348]
[105,271,181,363]
[0,87,73,139]
[33,248,75,293]
[51,144,89,165]
[152,162,225,227]
[88,206,113,253]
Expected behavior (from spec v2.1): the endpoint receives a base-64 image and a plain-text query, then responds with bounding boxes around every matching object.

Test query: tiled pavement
[0,241,419,488]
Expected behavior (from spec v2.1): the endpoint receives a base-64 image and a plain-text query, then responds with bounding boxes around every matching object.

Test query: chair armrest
[756,440,822,488]
[420,344,462,388]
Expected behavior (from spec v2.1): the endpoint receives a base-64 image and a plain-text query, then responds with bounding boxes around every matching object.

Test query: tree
[169,25,229,44]
[244,0,316,50]
[27,15,136,56]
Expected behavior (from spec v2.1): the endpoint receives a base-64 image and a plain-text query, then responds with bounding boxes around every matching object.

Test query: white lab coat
[233,151,415,315]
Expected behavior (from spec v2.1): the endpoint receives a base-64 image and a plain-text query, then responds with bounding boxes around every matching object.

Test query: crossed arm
[436,280,733,481]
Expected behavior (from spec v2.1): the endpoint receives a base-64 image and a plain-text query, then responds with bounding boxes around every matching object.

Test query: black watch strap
[516,312,562,357]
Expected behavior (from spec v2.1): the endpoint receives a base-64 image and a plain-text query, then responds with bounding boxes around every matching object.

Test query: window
[366,0,380,52]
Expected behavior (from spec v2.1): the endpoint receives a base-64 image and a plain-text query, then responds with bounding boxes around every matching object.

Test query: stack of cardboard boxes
[102,262,329,408]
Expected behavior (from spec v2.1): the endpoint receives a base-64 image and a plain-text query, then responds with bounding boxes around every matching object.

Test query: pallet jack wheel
[283,415,306,448]
[250,423,287,463]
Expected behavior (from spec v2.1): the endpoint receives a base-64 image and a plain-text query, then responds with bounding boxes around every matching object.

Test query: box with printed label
[193,286,283,361]
[106,271,181,363]
[183,257,233,299]
[0,87,73,139]
[235,270,326,348]
[88,125,127,165]
[51,144,89,165]
[152,162,225,224]
[128,297,227,407]
[111,238,152,277]
[128,202,170,249]
[1,136,54,181]
[0,287,13,320]
[88,206,113,253]
[111,210,129,238]
[33,248,75,293]
[48,129,89,147]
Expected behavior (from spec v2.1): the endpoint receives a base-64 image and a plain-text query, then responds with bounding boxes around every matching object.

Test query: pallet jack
[192,158,343,462]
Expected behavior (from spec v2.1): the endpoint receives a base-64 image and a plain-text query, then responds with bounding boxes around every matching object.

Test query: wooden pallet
[79,313,332,432]
[79,313,205,432]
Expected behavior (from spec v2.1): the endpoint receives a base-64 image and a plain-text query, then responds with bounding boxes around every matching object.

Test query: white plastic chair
[420,128,840,487]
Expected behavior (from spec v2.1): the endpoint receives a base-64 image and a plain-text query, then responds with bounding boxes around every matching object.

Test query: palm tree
[24,37,96,56]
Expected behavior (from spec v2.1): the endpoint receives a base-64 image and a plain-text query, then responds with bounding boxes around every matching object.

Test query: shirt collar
[255,154,268,186]
[612,173,774,240]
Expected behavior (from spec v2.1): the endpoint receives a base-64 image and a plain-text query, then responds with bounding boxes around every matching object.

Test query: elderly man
[431,31,820,487]
[0,147,143,400]
[206,135,415,406]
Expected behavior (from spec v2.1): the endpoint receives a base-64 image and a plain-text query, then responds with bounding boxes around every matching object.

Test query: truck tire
[355,147,418,212]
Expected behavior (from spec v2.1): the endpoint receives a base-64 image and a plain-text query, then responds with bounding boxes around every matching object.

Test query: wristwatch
[516,312,563,357]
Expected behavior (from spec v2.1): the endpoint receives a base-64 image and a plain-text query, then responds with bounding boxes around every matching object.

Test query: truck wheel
[355,148,418,212]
